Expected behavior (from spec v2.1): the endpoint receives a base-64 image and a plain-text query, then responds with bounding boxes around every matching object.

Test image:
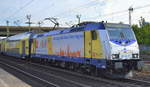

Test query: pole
[76,15,81,24]
[38,21,43,31]
[128,7,133,26]
[6,20,9,37]
[26,15,31,32]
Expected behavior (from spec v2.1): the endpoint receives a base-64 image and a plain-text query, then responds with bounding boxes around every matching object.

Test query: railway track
[0,61,60,87]
[0,56,124,87]
[28,62,150,87]
[122,78,150,87]
[0,55,149,87]
[0,57,91,87]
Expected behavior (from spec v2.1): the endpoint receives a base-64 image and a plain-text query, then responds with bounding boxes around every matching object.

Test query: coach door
[84,31,92,59]
[22,40,26,55]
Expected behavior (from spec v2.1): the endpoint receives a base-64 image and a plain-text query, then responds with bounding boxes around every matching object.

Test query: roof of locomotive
[33,22,131,38]
[7,32,32,41]
[104,23,130,29]
[33,22,105,38]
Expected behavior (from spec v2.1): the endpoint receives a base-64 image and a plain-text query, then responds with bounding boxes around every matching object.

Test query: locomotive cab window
[91,30,97,40]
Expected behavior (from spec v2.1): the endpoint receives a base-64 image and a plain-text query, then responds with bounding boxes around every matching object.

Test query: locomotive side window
[91,30,97,40]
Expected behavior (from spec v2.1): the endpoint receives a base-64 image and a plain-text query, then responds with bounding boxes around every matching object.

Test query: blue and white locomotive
[101,23,140,78]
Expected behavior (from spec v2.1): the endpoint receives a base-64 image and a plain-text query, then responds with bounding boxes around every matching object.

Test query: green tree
[132,24,150,45]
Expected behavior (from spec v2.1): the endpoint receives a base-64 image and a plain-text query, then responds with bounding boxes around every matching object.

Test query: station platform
[0,67,31,87]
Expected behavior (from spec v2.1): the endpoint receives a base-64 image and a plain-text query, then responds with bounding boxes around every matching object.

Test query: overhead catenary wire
[81,3,150,24]
[7,0,35,19]
[134,4,150,10]
[57,2,150,26]
[2,0,128,26]
[2,1,150,26]
[34,0,105,27]
[4,0,99,26]
[54,0,105,17]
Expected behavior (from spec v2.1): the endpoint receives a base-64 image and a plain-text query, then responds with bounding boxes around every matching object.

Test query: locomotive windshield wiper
[120,32,125,40]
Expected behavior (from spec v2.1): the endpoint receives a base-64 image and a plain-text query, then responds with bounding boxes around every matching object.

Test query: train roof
[33,22,104,38]
[104,23,130,29]
[33,22,131,38]
[7,32,32,41]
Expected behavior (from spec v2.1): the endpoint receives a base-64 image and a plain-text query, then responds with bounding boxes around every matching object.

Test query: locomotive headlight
[132,54,138,58]
[112,54,119,59]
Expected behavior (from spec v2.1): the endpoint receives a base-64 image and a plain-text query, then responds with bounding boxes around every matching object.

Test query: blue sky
[0,0,150,27]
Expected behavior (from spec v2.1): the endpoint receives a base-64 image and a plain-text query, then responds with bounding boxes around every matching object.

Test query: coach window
[91,30,97,40]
